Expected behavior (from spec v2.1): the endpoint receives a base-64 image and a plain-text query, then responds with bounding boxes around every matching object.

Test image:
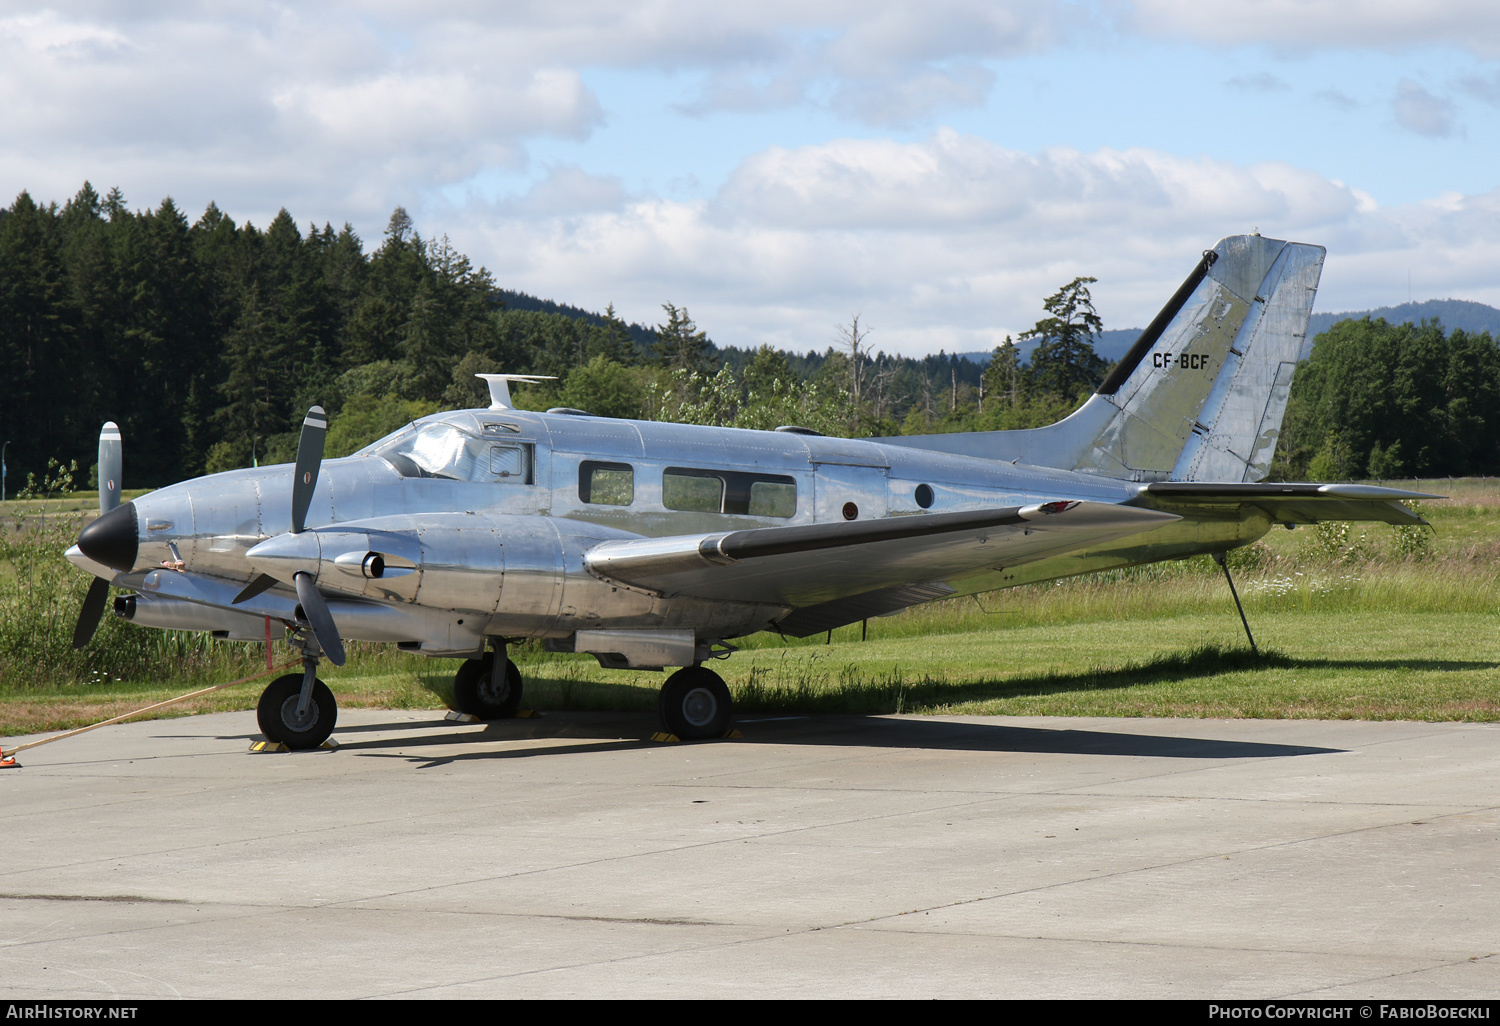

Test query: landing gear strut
[453,643,524,719]
[257,642,337,749]
[658,666,732,740]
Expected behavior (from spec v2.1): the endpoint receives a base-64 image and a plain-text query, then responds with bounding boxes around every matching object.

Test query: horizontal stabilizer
[1135,482,1441,526]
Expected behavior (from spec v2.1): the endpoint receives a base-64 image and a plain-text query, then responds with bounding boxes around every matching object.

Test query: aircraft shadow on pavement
[329,713,1343,768]
[224,646,1497,766]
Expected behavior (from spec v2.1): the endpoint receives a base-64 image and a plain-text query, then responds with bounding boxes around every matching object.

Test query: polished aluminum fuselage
[104,407,1270,655]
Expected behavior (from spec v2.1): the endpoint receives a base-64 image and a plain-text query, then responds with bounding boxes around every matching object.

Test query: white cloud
[1224,71,1289,92]
[669,0,1065,125]
[1392,79,1458,137]
[1458,70,1500,107]
[0,2,1072,226]
[1125,0,1500,57]
[500,164,627,217]
[3,3,1496,359]
[828,63,996,128]
[444,133,1500,357]
[1315,89,1361,111]
[0,6,608,225]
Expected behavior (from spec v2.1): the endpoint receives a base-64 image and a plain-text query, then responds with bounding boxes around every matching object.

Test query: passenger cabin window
[579,461,634,506]
[662,467,797,517]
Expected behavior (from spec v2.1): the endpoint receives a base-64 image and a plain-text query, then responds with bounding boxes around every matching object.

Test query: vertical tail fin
[881,234,1325,483]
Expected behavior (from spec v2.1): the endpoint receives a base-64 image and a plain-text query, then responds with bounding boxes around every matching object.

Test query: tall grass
[4,481,1498,723]
[0,502,425,694]
[0,504,255,689]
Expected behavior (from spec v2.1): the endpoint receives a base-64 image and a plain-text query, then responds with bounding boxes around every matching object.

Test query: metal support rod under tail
[1213,551,1258,656]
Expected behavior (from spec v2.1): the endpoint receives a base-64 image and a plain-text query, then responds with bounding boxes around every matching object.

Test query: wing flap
[585,501,1180,608]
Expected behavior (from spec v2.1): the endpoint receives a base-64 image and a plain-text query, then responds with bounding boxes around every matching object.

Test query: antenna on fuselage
[475,374,558,410]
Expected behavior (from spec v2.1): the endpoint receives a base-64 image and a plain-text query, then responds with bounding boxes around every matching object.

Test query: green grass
[500,609,1500,723]
[3,478,1500,737]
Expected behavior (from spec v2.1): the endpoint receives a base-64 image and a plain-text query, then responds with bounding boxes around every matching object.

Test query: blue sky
[5,2,1500,356]
[514,39,1496,209]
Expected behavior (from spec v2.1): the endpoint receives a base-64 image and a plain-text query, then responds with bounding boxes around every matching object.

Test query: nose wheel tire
[453,652,524,719]
[257,673,337,750]
[658,666,732,740]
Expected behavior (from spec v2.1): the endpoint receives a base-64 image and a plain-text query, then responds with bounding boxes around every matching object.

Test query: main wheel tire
[658,666,732,740]
[257,673,337,750]
[453,653,524,719]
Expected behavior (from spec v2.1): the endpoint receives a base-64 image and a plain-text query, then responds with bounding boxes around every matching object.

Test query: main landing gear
[447,643,734,739]
[452,644,524,720]
[258,640,337,750]
[658,665,732,740]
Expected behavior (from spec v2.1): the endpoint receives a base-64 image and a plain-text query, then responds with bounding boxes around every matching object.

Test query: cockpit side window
[580,461,634,505]
[489,445,528,481]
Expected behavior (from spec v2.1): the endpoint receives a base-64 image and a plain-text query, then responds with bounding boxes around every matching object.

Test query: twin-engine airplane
[67,234,1435,748]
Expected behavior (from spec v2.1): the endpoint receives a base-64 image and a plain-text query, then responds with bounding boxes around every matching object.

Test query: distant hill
[956,328,1148,367]
[499,282,1499,373]
[1306,299,1500,338]
[494,288,658,352]
[957,299,1500,368]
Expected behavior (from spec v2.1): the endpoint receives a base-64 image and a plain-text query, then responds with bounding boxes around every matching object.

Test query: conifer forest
[3,184,1498,490]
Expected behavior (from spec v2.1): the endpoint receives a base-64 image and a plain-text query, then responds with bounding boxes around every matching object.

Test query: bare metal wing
[585,501,1179,634]
[1134,482,1441,526]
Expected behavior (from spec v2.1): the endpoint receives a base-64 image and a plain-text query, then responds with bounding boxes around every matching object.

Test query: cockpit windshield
[361,418,491,481]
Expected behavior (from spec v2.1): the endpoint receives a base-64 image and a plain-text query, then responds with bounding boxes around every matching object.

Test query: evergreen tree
[0,191,72,483]
[212,283,285,469]
[654,303,709,374]
[597,304,637,364]
[1021,276,1106,400]
[1279,316,1500,479]
[983,335,1021,412]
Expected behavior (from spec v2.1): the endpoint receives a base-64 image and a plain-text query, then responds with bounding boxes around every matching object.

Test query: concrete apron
[1,709,1497,999]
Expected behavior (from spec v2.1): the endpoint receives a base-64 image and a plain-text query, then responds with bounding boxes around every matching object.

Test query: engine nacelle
[115,593,286,642]
[245,513,662,637]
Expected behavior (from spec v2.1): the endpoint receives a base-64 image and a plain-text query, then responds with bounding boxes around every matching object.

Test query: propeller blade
[290,406,327,534]
[97,422,122,515]
[72,577,110,650]
[232,573,280,605]
[294,571,345,666]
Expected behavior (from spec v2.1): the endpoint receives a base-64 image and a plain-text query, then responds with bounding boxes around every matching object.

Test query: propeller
[72,422,123,649]
[235,406,344,665]
[294,571,345,666]
[291,406,327,534]
[234,405,326,605]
